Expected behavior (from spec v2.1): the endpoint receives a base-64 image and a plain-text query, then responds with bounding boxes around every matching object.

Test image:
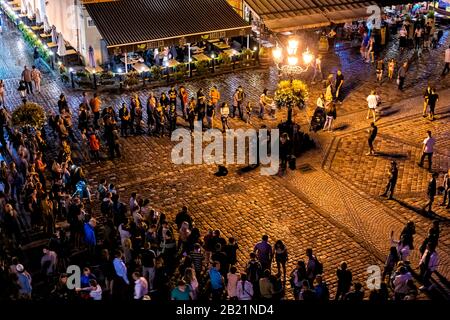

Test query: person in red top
[179,86,189,119]
[89,133,101,163]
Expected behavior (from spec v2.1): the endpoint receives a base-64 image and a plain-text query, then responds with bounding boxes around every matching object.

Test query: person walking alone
[423,172,438,216]
[397,62,407,91]
[366,90,378,122]
[366,122,378,155]
[441,169,450,209]
[422,85,432,118]
[418,131,435,171]
[381,161,398,200]
[427,88,438,121]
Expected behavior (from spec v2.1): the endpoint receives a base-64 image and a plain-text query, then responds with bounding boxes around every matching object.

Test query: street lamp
[92,70,97,90]
[272,37,314,77]
[69,67,75,88]
[211,53,215,73]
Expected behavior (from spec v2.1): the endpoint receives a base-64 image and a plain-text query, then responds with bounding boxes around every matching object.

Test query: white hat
[16,264,24,272]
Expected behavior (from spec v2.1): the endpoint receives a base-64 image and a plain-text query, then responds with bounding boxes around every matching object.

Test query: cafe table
[192,53,211,62]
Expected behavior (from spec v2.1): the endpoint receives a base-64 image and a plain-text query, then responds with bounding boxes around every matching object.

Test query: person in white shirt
[88,279,103,300]
[390,231,410,263]
[418,130,435,171]
[220,102,230,133]
[419,243,439,291]
[132,272,149,300]
[236,273,253,300]
[129,192,138,213]
[393,266,412,300]
[316,93,325,109]
[226,267,239,300]
[366,90,378,122]
[442,45,450,76]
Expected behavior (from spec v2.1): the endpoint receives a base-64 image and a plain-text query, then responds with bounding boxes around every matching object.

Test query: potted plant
[76,70,88,78]
[218,52,232,71]
[241,48,254,66]
[151,66,162,81]
[124,71,140,88]
[174,63,187,81]
[196,60,209,76]
[274,80,309,123]
[12,101,46,130]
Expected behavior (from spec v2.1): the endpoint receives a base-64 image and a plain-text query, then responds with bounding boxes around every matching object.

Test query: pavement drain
[298,163,316,173]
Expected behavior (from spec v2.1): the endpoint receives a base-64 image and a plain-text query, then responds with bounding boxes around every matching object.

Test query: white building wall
[42,0,105,65]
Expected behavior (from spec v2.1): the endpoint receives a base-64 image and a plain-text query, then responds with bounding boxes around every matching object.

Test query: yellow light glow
[288,56,298,66]
[303,50,313,65]
[287,38,299,55]
[272,47,283,62]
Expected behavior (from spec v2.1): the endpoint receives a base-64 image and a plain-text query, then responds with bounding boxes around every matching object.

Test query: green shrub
[12,102,46,129]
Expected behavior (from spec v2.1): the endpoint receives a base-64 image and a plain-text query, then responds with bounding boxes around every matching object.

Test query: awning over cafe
[85,0,252,51]
[244,0,378,31]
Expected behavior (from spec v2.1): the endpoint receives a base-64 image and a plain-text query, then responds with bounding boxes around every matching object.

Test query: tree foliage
[12,102,46,129]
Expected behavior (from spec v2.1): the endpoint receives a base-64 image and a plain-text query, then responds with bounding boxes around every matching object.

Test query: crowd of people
[0,86,443,301]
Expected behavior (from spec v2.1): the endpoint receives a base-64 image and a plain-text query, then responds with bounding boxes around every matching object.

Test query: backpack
[246,261,262,283]
[314,256,323,275]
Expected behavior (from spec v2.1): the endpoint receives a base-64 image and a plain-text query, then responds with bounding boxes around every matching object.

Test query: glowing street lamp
[272,37,313,76]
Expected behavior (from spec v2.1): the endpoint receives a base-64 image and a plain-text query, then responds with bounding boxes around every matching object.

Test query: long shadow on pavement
[375,152,408,160]
[393,198,450,222]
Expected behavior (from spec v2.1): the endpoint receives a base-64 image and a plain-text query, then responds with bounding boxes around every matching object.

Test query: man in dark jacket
[175,206,192,230]
[423,172,438,215]
[381,161,398,200]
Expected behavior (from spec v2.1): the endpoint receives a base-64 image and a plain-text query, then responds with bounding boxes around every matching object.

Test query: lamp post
[272,38,313,123]
[117,68,123,91]
[92,70,97,90]
[211,53,215,73]
[69,67,74,88]
[272,37,313,79]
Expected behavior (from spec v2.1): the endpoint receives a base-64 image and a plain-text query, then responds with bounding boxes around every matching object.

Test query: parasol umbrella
[57,33,66,56]
[43,16,50,33]
[20,0,26,14]
[51,26,57,43]
[35,9,41,24]
[88,46,96,68]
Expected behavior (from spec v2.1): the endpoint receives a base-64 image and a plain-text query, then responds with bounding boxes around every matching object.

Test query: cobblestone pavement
[1,12,450,299]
